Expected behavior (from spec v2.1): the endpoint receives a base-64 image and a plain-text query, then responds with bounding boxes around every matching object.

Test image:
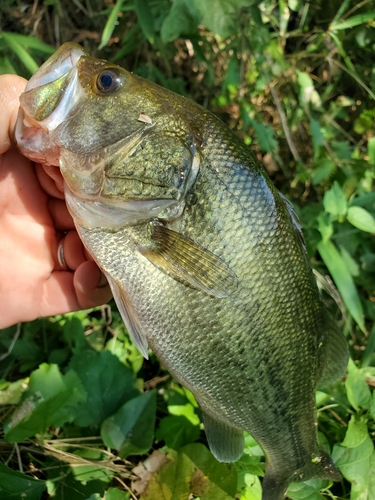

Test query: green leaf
[2,33,39,74]
[317,239,365,331]
[4,364,86,442]
[341,416,368,448]
[347,206,375,233]
[101,390,156,457]
[68,350,139,427]
[312,158,335,185]
[345,370,372,411]
[1,33,54,53]
[140,445,236,500]
[191,0,258,39]
[99,0,124,50]
[0,463,46,499]
[330,11,375,31]
[181,443,237,497]
[134,0,155,44]
[332,435,374,499]
[368,137,375,165]
[46,470,107,500]
[323,181,347,219]
[106,489,130,500]
[287,478,328,500]
[156,415,200,449]
[288,0,302,12]
[249,119,279,153]
[310,118,324,160]
[71,449,113,484]
[161,0,199,43]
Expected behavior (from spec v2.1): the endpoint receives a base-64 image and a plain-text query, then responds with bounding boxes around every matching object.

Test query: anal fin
[201,411,244,463]
[317,311,348,388]
[106,274,149,359]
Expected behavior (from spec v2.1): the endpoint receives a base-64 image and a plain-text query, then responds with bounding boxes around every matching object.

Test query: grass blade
[361,323,375,367]
[2,33,39,75]
[134,0,155,44]
[330,11,375,30]
[99,0,124,50]
[317,238,365,332]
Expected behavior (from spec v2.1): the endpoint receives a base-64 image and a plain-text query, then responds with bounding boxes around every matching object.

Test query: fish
[15,42,349,500]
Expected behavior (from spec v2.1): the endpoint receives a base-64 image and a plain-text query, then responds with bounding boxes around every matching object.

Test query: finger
[74,261,112,310]
[0,75,27,154]
[62,231,87,271]
[36,163,65,199]
[48,198,75,231]
[42,164,65,194]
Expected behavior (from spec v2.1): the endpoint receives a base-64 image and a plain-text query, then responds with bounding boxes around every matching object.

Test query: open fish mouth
[14,43,87,165]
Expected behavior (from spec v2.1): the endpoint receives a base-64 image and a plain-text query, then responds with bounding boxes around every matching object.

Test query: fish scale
[14,42,349,500]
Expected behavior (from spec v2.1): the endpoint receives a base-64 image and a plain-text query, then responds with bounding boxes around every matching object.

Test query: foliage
[1,0,375,498]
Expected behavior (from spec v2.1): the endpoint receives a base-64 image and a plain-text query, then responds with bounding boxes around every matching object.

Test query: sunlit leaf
[317,239,365,331]
[99,0,124,50]
[330,11,375,31]
[347,206,375,233]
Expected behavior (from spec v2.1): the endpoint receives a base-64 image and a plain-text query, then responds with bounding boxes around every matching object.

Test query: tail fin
[261,449,341,500]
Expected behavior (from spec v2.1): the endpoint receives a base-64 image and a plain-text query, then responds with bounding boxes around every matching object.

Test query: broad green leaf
[317,239,365,331]
[237,473,262,500]
[332,434,374,499]
[99,0,123,49]
[140,445,236,500]
[2,33,39,74]
[323,182,347,219]
[46,470,107,500]
[156,415,200,449]
[161,0,199,43]
[181,443,237,497]
[134,0,155,44]
[71,449,113,484]
[101,390,156,457]
[312,158,335,185]
[106,489,130,500]
[4,364,86,442]
[191,0,258,39]
[341,416,368,448]
[140,449,194,499]
[249,119,278,153]
[0,463,46,499]
[330,11,375,31]
[68,350,139,427]
[168,402,200,425]
[287,478,328,500]
[345,371,371,411]
[347,206,375,233]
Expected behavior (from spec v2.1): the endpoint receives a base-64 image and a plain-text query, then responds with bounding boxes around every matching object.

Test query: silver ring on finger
[57,236,69,271]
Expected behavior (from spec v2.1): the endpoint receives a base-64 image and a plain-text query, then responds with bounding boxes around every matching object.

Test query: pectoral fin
[138,221,238,298]
[106,274,149,359]
[201,411,244,462]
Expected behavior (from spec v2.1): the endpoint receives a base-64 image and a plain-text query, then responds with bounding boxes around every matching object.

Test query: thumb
[0,74,27,155]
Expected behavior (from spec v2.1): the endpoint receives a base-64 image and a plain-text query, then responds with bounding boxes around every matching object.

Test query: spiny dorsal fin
[138,220,238,298]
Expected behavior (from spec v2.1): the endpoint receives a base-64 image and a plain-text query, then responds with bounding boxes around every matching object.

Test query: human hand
[0,74,112,329]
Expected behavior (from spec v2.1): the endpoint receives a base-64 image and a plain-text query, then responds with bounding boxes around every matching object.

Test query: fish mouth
[14,42,87,165]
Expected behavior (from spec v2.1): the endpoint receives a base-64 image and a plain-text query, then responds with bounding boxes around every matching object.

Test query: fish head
[15,42,199,228]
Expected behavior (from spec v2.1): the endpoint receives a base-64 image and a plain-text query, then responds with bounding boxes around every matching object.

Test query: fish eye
[96,69,122,93]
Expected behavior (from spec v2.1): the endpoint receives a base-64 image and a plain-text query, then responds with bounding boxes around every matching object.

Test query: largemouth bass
[15,43,348,500]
